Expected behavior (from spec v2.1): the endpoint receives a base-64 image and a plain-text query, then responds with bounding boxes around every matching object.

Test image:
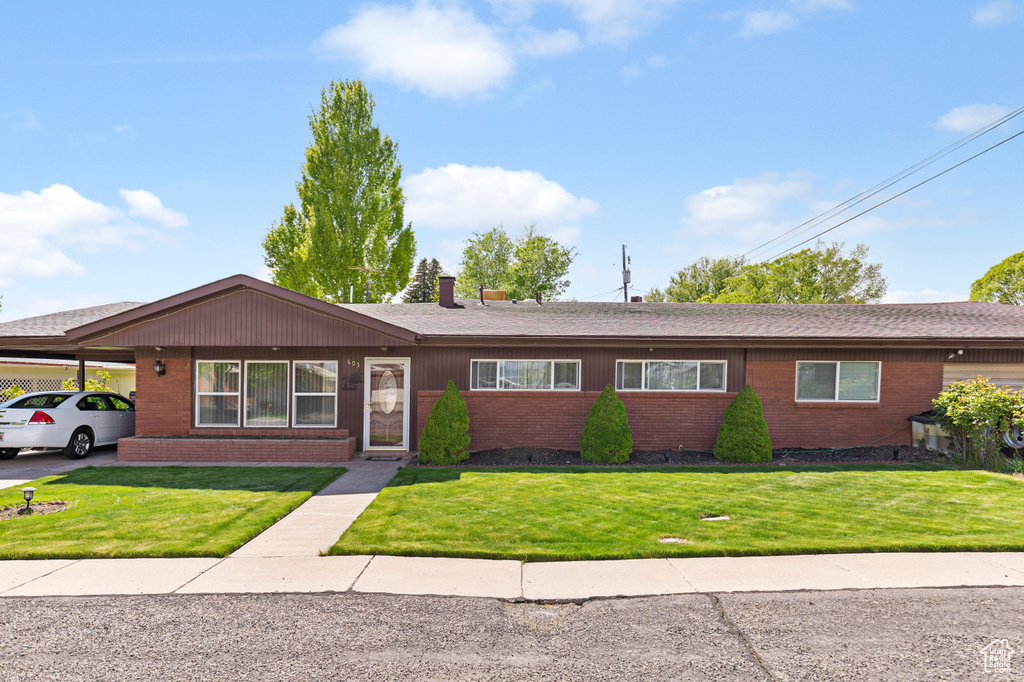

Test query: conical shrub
[580,384,632,464]
[714,384,772,463]
[417,380,470,465]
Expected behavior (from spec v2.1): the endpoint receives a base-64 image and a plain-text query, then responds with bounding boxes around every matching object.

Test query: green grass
[328,464,1024,561]
[0,465,345,559]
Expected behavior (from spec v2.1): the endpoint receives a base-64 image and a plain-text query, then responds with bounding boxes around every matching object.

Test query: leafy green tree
[664,256,746,302]
[970,251,1024,306]
[263,79,416,303]
[455,225,575,300]
[664,242,886,304]
[580,384,632,464]
[0,383,25,402]
[714,384,772,463]
[418,380,471,465]
[403,258,445,303]
[62,369,115,392]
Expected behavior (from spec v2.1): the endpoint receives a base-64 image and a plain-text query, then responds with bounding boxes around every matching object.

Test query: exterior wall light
[153,360,166,376]
[22,487,35,511]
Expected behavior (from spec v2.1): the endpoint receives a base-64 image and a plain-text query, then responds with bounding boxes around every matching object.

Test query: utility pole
[622,244,631,302]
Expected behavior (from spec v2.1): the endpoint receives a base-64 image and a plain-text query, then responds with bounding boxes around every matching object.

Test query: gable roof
[65,274,419,346]
[341,299,1024,346]
[0,302,145,338]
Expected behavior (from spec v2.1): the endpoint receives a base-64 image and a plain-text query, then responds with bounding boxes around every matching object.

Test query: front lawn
[328,464,1024,561]
[0,465,344,559]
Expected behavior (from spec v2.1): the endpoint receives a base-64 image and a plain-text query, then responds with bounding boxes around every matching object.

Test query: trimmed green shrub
[580,384,632,464]
[714,384,772,463]
[417,380,470,465]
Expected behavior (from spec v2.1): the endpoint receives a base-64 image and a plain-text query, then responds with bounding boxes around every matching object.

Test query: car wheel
[65,428,94,459]
[0,448,18,460]
[1004,425,1024,450]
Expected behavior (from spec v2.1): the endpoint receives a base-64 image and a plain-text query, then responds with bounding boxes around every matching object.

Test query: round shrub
[580,384,632,464]
[714,384,772,463]
[417,380,470,465]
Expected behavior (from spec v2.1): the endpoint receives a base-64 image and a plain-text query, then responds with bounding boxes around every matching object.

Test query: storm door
[363,358,410,450]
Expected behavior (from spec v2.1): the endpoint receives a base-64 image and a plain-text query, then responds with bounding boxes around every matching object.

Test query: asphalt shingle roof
[0,302,145,338]
[338,300,1024,340]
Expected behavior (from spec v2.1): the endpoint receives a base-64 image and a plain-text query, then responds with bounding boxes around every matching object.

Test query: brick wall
[416,390,736,451]
[117,436,356,462]
[136,354,192,436]
[746,359,943,448]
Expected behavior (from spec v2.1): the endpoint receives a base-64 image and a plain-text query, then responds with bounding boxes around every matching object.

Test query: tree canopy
[403,257,445,303]
[455,226,575,300]
[263,79,416,303]
[970,250,1024,306]
[662,241,886,304]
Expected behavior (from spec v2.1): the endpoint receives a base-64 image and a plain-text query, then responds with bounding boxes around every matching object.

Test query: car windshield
[3,394,72,409]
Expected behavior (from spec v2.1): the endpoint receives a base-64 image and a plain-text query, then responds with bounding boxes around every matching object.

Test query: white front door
[363,358,411,450]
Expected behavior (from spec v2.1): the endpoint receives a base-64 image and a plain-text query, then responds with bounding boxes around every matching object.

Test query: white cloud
[3,108,40,131]
[934,103,1013,132]
[405,163,599,232]
[621,54,672,83]
[518,27,581,56]
[973,0,1021,26]
[120,189,188,228]
[730,0,850,37]
[492,0,681,44]
[319,2,514,98]
[0,185,183,283]
[882,289,967,304]
[682,173,814,241]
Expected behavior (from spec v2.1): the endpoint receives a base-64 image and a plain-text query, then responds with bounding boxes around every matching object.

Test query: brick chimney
[438,276,456,308]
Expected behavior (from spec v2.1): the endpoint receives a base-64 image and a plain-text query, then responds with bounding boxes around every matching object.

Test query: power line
[759,126,1024,262]
[741,104,1024,262]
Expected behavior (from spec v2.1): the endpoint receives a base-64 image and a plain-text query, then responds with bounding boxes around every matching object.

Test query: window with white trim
[615,360,727,392]
[196,361,241,426]
[293,361,338,427]
[244,361,289,427]
[796,361,880,401]
[470,360,580,390]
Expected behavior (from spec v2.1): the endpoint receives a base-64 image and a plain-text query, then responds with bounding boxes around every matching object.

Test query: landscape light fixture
[22,487,35,511]
[664,452,671,463]
[152,360,166,376]
[526,452,533,464]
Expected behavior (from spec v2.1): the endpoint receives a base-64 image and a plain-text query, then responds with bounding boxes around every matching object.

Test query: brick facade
[416,358,945,452]
[117,436,356,462]
[417,390,737,451]
[130,350,356,462]
[746,359,943,448]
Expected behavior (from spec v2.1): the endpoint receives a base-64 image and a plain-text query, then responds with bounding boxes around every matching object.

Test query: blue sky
[1,1,1022,319]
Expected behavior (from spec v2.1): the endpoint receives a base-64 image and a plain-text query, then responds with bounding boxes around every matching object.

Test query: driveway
[0,445,118,489]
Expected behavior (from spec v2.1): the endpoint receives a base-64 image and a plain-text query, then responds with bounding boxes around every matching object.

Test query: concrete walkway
[5,455,1024,599]
[5,551,1024,599]
[0,448,118,489]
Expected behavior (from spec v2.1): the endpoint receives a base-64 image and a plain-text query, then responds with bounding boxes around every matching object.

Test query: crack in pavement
[709,592,777,681]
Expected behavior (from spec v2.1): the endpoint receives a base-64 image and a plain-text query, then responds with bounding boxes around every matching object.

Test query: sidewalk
[4,456,1024,599]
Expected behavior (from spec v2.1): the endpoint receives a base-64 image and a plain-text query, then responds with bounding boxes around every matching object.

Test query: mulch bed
[0,501,72,521]
[412,445,943,467]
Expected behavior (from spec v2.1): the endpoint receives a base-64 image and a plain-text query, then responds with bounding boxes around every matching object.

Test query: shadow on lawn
[34,465,345,494]
[392,462,959,486]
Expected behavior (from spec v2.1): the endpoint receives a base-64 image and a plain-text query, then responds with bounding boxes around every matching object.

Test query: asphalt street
[2,587,1022,681]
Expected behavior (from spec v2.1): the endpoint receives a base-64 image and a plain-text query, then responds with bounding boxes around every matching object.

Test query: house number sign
[379,370,398,414]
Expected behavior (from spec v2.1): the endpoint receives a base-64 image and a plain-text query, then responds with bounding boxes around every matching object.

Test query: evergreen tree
[403,258,444,303]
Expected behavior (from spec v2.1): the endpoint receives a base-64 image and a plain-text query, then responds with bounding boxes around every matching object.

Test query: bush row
[417,382,773,465]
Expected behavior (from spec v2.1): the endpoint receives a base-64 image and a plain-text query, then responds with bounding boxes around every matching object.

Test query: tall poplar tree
[263,79,416,303]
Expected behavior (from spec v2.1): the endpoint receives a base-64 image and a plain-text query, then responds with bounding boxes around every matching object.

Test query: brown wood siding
[81,290,412,348]
[944,350,1024,363]
[748,348,945,363]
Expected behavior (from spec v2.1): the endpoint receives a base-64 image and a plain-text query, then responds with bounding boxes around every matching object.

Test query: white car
[0,391,135,460]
